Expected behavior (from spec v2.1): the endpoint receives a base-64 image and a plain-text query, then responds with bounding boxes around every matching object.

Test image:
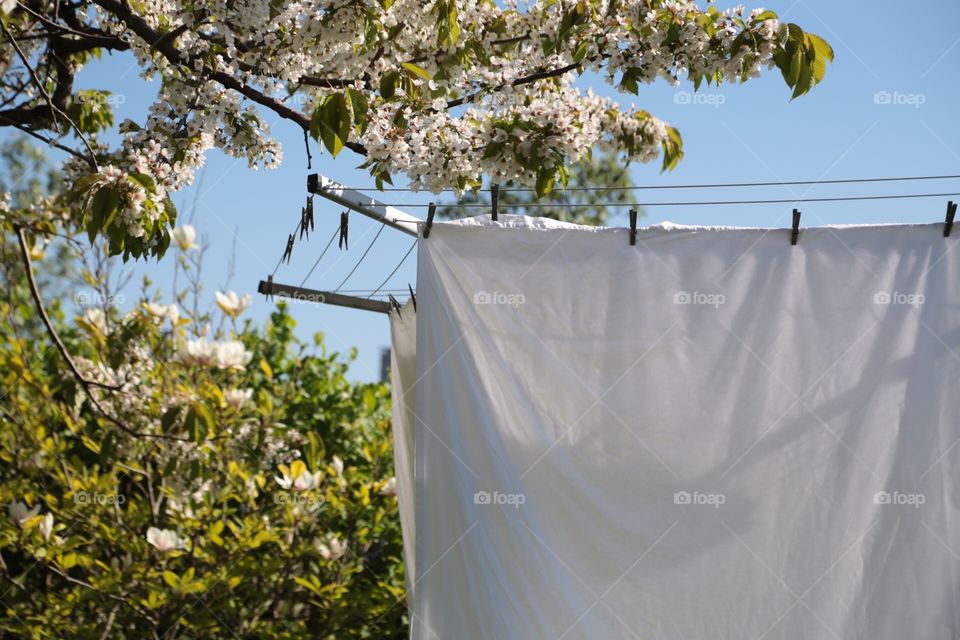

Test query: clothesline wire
[298,225,340,288]
[271,219,301,276]
[334,222,386,291]
[340,173,960,193]
[384,191,960,209]
[368,239,418,300]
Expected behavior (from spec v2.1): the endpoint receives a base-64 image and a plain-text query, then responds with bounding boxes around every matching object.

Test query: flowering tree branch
[0,0,833,260]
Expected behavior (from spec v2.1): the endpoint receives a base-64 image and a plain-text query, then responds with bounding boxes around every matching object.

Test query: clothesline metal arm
[307,173,422,237]
[258,279,392,314]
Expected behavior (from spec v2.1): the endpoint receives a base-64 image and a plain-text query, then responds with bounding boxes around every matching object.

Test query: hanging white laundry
[394,215,960,640]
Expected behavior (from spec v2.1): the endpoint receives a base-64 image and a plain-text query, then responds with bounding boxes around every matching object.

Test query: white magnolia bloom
[216,340,253,370]
[331,455,344,478]
[380,477,397,497]
[143,302,180,325]
[39,513,54,540]
[82,307,108,333]
[171,225,198,250]
[0,0,17,15]
[224,387,253,409]
[146,527,185,552]
[317,536,347,561]
[7,501,40,527]
[215,291,252,317]
[276,460,321,491]
[176,338,218,367]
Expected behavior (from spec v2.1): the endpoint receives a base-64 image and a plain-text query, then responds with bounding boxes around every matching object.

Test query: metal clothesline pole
[256,172,424,314]
[307,173,423,237]
[258,279,392,314]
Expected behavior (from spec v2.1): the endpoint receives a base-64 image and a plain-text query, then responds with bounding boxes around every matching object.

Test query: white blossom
[7,501,40,527]
[216,341,253,370]
[176,338,218,367]
[215,291,252,318]
[224,387,253,409]
[316,535,347,561]
[39,513,54,540]
[146,527,186,552]
[379,477,397,497]
[172,225,198,251]
[143,302,180,325]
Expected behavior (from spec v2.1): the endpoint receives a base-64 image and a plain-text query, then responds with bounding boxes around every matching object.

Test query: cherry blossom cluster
[34,0,827,244]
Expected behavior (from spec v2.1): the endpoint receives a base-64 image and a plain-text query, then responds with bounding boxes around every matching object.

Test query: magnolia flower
[176,338,217,367]
[276,460,321,491]
[216,341,253,370]
[317,536,347,561]
[215,291,252,317]
[8,501,40,527]
[380,477,397,497]
[82,307,108,333]
[331,455,344,478]
[146,527,185,552]
[29,240,47,260]
[39,513,54,540]
[171,225,198,250]
[143,302,180,325]
[224,388,253,409]
[0,0,17,15]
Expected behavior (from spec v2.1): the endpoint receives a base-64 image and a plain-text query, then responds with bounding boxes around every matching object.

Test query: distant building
[380,347,391,382]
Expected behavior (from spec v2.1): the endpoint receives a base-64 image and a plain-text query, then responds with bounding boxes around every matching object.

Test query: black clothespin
[423,202,436,238]
[338,211,349,250]
[629,209,638,246]
[282,233,295,263]
[307,173,319,193]
[408,284,417,312]
[791,209,801,246]
[388,293,402,317]
[265,274,274,301]
[944,200,957,238]
[491,183,500,221]
[299,198,313,241]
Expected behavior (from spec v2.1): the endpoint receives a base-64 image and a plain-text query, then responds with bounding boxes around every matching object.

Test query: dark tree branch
[91,0,368,155]
[14,227,195,442]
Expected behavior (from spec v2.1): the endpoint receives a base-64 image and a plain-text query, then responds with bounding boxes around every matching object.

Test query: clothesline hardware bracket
[629,209,638,246]
[491,183,500,221]
[791,209,801,246]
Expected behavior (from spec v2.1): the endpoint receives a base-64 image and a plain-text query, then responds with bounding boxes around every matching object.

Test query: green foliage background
[0,141,408,639]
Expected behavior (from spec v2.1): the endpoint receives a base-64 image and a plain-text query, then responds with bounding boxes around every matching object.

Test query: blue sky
[40,0,960,380]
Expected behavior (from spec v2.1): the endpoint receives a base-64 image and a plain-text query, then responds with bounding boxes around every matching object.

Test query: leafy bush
[0,234,407,638]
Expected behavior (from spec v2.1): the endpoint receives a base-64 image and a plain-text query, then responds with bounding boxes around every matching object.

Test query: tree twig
[0,20,100,170]
[14,226,194,442]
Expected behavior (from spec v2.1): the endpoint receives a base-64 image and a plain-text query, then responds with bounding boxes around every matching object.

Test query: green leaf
[400,62,431,80]
[316,94,351,158]
[572,40,589,63]
[345,88,368,135]
[162,571,180,589]
[535,168,556,198]
[380,70,400,100]
[128,173,157,194]
[88,185,120,243]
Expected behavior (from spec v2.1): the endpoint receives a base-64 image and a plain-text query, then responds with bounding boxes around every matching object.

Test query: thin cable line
[383,192,960,209]
[368,239,418,299]
[298,226,340,288]
[271,220,301,276]
[334,222,386,291]
[337,173,960,193]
